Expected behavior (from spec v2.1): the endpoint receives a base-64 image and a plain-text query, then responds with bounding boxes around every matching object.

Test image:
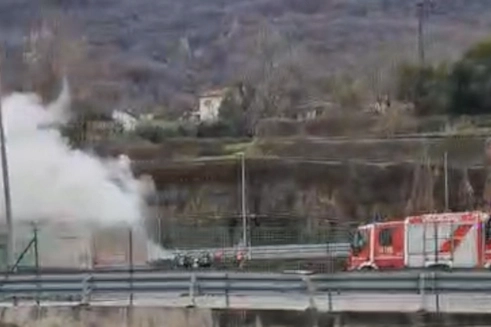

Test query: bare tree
[482,138,491,211]
[228,21,326,130]
[23,13,120,110]
[457,168,475,211]
[405,148,436,215]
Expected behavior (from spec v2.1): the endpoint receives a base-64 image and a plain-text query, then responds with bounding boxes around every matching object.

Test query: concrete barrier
[1,306,491,327]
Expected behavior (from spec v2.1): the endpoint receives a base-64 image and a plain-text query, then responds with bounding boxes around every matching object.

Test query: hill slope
[1,0,491,114]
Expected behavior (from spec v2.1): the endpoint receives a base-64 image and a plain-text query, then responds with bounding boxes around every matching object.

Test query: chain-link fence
[144,210,354,273]
[0,217,351,273]
[3,222,149,272]
[149,213,352,249]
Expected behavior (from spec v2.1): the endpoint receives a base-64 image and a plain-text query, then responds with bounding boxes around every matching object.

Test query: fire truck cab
[347,211,491,271]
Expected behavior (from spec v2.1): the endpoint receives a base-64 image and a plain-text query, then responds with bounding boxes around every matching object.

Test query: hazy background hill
[2,0,491,116]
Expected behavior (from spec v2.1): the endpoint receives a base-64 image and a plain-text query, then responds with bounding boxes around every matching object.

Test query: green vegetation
[132,119,246,142]
[223,142,252,156]
[396,63,449,116]
[217,83,254,138]
[133,121,196,142]
[397,38,491,116]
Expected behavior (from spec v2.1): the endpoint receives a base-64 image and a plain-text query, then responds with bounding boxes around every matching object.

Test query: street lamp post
[444,152,449,211]
[239,152,249,258]
[0,63,13,269]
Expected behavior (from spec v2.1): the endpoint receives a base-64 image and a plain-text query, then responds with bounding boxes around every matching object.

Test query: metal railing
[149,243,351,261]
[2,270,491,306]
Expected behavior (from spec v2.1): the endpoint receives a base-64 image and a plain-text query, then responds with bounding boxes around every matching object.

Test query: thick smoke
[0,81,150,227]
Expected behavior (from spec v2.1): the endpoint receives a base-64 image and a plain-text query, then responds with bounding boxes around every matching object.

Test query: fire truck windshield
[350,229,367,254]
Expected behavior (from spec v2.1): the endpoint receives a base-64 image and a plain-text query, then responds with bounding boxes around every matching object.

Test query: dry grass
[371,104,418,137]
[23,316,79,327]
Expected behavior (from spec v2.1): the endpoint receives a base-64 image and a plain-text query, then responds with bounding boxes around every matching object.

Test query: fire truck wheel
[427,264,451,272]
[359,266,375,271]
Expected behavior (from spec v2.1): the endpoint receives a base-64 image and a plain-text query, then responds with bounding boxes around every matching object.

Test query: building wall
[198,96,223,122]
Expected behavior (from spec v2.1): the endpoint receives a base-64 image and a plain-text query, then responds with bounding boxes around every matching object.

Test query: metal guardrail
[189,243,351,259]
[147,243,351,262]
[2,270,491,301]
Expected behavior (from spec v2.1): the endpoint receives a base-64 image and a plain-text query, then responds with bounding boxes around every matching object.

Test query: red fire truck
[347,211,491,271]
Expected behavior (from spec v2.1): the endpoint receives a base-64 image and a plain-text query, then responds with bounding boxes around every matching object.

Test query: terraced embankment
[95,135,491,250]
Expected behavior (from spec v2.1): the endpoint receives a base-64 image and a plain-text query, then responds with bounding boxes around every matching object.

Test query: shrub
[196,120,239,138]
[133,121,196,143]
[395,62,449,116]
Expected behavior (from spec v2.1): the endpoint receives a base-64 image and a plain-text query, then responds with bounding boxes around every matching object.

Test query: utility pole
[417,1,426,66]
[444,152,449,211]
[417,0,435,66]
[128,227,134,306]
[0,58,13,269]
[33,224,39,273]
[33,223,40,306]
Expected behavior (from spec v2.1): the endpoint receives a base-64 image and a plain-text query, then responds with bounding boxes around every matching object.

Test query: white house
[197,88,228,122]
[112,110,139,132]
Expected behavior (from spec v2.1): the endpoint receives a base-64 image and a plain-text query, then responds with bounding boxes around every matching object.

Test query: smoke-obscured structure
[0,79,157,269]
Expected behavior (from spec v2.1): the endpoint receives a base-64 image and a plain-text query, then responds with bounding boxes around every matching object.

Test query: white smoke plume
[0,81,150,228]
